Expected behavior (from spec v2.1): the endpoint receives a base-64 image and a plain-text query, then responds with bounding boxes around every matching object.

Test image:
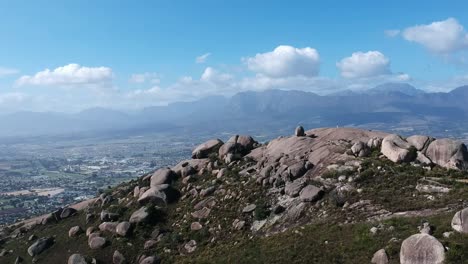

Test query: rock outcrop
[451,207,468,234]
[192,139,224,159]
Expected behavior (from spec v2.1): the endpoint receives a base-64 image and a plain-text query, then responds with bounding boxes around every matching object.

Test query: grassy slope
[2,154,468,263]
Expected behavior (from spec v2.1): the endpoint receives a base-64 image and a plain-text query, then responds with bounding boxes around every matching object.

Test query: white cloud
[337,51,391,78]
[200,67,233,83]
[385,29,400,38]
[196,53,211,64]
[402,18,468,53]
[129,72,160,84]
[244,45,320,77]
[0,67,19,77]
[16,63,113,87]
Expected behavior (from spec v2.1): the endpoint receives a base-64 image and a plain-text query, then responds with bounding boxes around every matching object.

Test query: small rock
[68,226,83,237]
[242,204,256,213]
[144,240,158,250]
[371,249,388,264]
[129,207,149,224]
[113,250,126,264]
[191,222,203,231]
[184,240,197,253]
[88,236,107,249]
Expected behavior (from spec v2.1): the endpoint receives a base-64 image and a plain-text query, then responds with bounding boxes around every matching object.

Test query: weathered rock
[217,168,227,178]
[144,240,158,249]
[371,249,388,264]
[192,139,224,159]
[191,222,203,231]
[295,126,305,137]
[60,207,77,219]
[99,222,118,233]
[416,151,432,165]
[400,234,445,264]
[116,221,132,237]
[218,135,256,158]
[200,186,216,197]
[407,135,432,151]
[426,138,468,170]
[180,166,196,178]
[138,187,167,205]
[288,161,308,180]
[367,137,382,149]
[351,141,370,157]
[129,207,149,224]
[285,179,306,197]
[150,168,176,187]
[381,134,414,163]
[139,256,160,264]
[194,197,217,210]
[86,227,95,236]
[242,204,256,213]
[68,226,83,237]
[133,186,140,198]
[232,219,246,230]
[88,236,107,249]
[184,240,197,253]
[100,210,120,222]
[299,185,323,202]
[27,237,53,257]
[68,254,90,264]
[451,207,468,234]
[113,250,126,264]
[191,207,211,219]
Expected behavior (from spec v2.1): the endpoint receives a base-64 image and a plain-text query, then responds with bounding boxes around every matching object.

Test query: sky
[2,0,468,112]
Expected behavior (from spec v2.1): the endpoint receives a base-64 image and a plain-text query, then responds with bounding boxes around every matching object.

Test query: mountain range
[1,83,468,140]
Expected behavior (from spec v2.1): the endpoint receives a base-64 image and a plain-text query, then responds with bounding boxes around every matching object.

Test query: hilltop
[1,127,468,263]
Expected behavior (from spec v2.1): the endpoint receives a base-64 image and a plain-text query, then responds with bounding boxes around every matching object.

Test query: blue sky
[1,0,468,112]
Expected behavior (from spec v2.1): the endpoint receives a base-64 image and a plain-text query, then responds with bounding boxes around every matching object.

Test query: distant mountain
[366,83,425,96]
[0,83,468,140]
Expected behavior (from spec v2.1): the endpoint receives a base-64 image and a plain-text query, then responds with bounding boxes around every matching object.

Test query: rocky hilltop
[1,127,468,263]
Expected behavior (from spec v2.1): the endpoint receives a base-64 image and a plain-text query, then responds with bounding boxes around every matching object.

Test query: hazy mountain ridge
[1,83,468,139]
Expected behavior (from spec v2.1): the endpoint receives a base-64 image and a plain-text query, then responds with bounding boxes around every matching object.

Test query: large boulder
[451,207,468,234]
[351,141,370,157]
[400,233,445,264]
[426,139,468,170]
[150,168,176,187]
[381,134,414,163]
[407,135,432,151]
[192,139,224,159]
[218,135,257,159]
[138,187,167,205]
[60,207,78,219]
[27,237,53,257]
[295,126,305,137]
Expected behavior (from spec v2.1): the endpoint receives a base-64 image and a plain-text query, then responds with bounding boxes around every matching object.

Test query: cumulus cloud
[385,29,400,38]
[402,18,468,53]
[196,53,211,64]
[200,67,233,83]
[129,72,160,84]
[16,63,113,87]
[244,45,320,77]
[0,67,19,77]
[337,51,391,78]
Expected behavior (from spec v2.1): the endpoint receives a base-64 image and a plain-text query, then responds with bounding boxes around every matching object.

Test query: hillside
[1,127,468,263]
